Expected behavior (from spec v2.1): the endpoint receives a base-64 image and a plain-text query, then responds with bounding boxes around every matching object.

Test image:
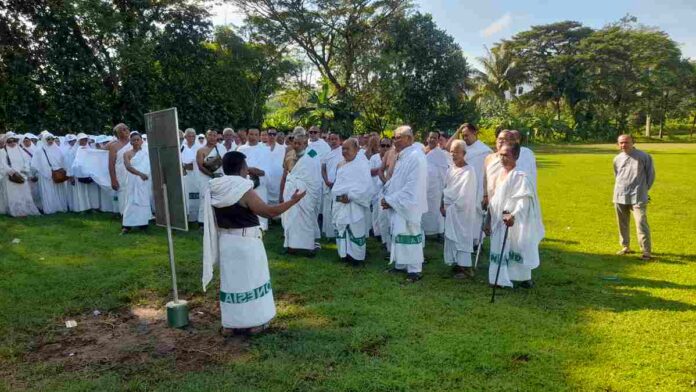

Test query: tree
[377,12,471,132]
[506,21,593,124]
[578,21,685,134]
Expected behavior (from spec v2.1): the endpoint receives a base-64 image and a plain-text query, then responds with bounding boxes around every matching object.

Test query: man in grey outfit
[613,134,655,260]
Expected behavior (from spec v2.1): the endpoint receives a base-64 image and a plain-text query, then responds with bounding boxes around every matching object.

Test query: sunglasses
[268,133,277,136]
[7,139,19,143]
[380,144,390,147]
[308,131,318,134]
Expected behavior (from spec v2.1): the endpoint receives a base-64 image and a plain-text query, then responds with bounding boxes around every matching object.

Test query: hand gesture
[503,212,515,227]
[481,195,489,211]
[290,189,306,203]
[380,198,391,210]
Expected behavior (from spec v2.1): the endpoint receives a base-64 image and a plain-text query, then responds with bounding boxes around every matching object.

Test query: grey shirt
[613,148,655,205]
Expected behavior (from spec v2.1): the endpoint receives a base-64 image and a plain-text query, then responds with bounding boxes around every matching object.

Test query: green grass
[1,143,695,391]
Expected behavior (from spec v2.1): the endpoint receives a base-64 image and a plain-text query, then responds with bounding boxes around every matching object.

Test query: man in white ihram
[441,140,478,279]
[447,123,492,247]
[281,128,322,256]
[121,132,152,233]
[332,138,372,266]
[487,143,543,289]
[202,151,305,335]
[381,126,428,282]
[320,132,343,239]
[237,128,271,230]
[180,128,200,222]
[422,131,449,237]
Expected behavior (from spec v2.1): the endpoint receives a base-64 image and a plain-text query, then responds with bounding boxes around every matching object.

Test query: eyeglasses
[308,130,318,134]
[268,133,277,136]
[380,144,390,148]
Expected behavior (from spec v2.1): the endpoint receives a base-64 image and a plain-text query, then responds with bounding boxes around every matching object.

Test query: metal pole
[158,150,179,304]
[162,182,179,303]
[474,208,489,269]
[490,224,510,304]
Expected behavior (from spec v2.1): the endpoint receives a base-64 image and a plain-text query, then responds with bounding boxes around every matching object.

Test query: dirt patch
[24,301,250,374]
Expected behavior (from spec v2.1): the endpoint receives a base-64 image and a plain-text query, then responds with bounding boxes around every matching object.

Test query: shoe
[519,280,535,289]
[641,253,652,261]
[465,267,476,278]
[616,247,632,255]
[453,272,468,280]
[406,273,422,282]
[385,267,404,274]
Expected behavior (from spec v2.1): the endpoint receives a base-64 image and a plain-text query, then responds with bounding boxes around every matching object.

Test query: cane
[473,208,489,269]
[490,211,511,304]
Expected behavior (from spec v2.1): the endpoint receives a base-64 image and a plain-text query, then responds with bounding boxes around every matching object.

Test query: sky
[210,0,696,65]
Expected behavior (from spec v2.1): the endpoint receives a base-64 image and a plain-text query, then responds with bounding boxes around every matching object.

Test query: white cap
[76,133,89,140]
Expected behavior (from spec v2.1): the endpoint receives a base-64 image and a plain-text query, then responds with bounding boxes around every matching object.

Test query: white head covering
[65,134,77,142]
[76,133,89,140]
[24,133,37,140]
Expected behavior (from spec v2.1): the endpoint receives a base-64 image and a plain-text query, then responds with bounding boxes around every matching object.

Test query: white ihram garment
[237,143,271,230]
[383,144,427,272]
[122,149,152,227]
[442,165,477,267]
[488,169,543,287]
[282,148,322,250]
[464,140,492,243]
[332,155,372,261]
[180,142,200,222]
[320,146,343,238]
[422,147,449,235]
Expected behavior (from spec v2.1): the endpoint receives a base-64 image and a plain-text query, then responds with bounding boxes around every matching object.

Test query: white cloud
[480,13,513,38]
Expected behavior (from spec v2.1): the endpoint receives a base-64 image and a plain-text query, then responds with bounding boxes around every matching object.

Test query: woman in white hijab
[0,132,40,217]
[31,132,68,214]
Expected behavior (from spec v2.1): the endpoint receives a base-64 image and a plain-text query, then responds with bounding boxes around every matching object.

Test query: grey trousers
[615,202,651,253]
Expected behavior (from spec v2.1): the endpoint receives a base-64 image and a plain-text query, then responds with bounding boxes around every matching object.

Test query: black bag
[77,177,94,184]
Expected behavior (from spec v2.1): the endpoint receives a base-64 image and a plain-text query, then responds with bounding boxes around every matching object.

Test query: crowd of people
[0,123,655,335]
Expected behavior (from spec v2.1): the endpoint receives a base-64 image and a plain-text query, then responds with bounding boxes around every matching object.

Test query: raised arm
[243,188,306,219]
[108,143,119,190]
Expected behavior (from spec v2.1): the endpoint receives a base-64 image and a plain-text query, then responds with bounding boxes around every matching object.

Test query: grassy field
[1,143,695,391]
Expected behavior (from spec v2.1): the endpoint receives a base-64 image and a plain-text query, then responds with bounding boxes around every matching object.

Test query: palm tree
[472,43,525,103]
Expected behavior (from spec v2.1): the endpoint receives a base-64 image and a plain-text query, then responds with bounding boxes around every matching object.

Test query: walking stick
[491,212,511,304]
[474,208,489,269]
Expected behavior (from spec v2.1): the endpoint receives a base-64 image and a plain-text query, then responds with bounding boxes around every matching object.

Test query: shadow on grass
[1,216,695,390]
